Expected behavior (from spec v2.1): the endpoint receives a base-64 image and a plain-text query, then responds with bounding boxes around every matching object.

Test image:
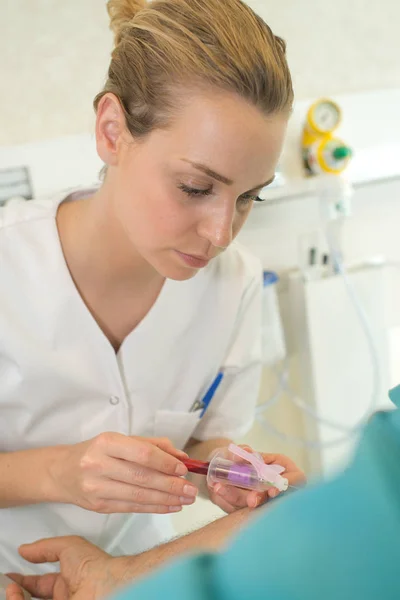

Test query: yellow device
[302,98,352,176]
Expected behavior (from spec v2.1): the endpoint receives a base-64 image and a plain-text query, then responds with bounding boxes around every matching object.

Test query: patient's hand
[5,536,129,600]
[6,507,254,599]
[209,448,306,513]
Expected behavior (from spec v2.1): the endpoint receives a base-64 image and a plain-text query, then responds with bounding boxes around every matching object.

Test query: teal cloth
[113,389,400,600]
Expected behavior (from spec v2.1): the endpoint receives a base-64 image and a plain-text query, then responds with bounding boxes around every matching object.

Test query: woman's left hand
[208,449,306,514]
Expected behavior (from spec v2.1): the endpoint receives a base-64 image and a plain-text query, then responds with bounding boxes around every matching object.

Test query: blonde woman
[0,0,304,573]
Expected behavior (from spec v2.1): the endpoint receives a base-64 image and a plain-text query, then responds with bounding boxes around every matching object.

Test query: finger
[239,445,253,452]
[246,490,266,508]
[145,438,189,459]
[18,536,86,564]
[102,457,198,498]
[267,487,281,499]
[94,500,185,514]
[215,485,269,509]
[53,577,69,600]
[260,453,298,472]
[107,435,188,476]
[98,480,197,507]
[213,484,248,509]
[6,573,57,599]
[285,470,307,487]
[259,453,307,485]
[5,583,25,600]
[210,493,237,514]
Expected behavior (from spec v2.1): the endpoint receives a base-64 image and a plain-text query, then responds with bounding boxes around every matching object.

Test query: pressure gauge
[307,99,341,134]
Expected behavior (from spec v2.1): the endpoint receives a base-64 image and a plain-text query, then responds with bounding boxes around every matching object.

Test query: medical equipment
[255,271,288,415]
[302,98,352,176]
[287,179,379,424]
[106,443,287,555]
[184,444,288,493]
[258,179,382,454]
[0,574,31,600]
[261,272,286,366]
[107,445,288,555]
[307,99,342,133]
[257,101,382,457]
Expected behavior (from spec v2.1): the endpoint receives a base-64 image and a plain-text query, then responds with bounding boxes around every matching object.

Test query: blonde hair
[94,0,293,138]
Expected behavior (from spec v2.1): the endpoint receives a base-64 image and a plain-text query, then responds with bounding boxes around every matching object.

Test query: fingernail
[180,496,196,505]
[169,506,182,512]
[183,485,198,497]
[176,463,188,476]
[250,496,259,508]
[217,487,227,497]
[270,489,278,498]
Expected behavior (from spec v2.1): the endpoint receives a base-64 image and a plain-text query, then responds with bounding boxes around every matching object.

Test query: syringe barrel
[207,456,271,492]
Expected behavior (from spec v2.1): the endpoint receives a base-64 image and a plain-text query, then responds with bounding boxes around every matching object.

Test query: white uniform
[0,190,262,573]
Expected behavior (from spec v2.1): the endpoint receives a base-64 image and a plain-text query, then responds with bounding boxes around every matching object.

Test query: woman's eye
[238,193,263,206]
[178,183,265,205]
[178,183,212,197]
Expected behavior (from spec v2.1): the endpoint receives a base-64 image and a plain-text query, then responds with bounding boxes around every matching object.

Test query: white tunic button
[109,395,120,406]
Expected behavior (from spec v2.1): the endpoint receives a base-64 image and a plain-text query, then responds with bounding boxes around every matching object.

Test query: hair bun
[107,0,146,45]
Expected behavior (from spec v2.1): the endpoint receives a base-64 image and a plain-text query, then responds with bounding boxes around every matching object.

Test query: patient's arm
[7,508,253,599]
[118,506,252,581]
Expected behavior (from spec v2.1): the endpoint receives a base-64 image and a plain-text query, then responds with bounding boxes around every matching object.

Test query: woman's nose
[197,201,234,249]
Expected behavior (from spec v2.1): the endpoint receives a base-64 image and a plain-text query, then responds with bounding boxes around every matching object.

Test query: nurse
[0,0,304,572]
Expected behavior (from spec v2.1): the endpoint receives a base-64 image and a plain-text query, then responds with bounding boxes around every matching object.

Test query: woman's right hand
[48,434,198,514]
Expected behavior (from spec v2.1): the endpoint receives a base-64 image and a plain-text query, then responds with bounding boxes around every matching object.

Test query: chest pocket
[154,409,201,449]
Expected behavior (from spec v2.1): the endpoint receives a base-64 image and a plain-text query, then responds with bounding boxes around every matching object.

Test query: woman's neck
[56,185,164,296]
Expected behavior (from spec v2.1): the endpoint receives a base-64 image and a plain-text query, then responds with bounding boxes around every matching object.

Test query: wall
[1,1,400,145]
[1,0,111,145]
[251,0,400,98]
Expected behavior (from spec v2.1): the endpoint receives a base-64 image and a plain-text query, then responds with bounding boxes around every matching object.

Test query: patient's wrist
[107,555,140,589]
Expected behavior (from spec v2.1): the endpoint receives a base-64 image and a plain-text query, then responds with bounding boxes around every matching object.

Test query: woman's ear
[95,93,127,167]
